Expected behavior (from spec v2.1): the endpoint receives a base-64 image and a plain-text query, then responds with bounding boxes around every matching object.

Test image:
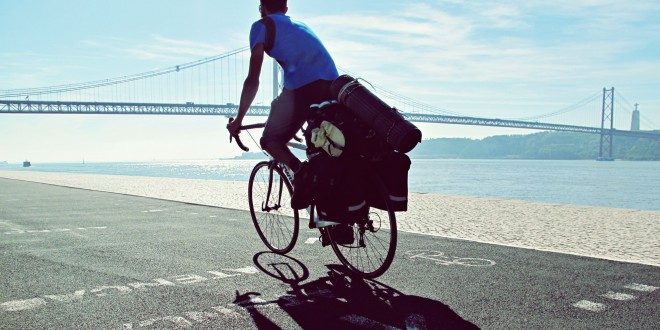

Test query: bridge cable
[0,47,249,98]
[509,91,601,121]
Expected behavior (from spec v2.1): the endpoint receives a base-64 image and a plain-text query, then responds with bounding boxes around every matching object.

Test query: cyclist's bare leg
[260,89,305,172]
[261,79,333,173]
[262,141,301,171]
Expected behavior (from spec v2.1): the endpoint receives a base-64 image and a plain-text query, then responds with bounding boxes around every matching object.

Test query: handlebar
[227,117,304,152]
[227,117,266,152]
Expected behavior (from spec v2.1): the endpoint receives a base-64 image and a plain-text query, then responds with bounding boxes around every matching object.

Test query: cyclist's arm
[230,44,265,134]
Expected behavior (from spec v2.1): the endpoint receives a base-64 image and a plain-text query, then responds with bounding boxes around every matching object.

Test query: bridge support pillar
[598,87,614,161]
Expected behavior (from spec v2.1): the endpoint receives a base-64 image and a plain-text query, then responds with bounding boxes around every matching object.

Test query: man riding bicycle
[227,0,354,242]
[227,0,338,196]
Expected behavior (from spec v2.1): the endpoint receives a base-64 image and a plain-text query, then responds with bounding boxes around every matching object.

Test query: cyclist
[227,0,337,183]
[227,0,353,242]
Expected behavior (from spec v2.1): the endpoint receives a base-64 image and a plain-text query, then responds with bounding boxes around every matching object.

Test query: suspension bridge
[1,47,659,160]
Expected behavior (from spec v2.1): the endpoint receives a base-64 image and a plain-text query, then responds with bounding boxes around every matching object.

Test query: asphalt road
[1,178,658,329]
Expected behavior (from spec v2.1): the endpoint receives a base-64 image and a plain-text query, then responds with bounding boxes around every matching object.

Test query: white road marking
[0,298,47,312]
[406,250,496,267]
[0,267,259,312]
[305,237,317,244]
[4,226,107,235]
[122,305,243,329]
[624,283,658,292]
[601,291,636,301]
[171,274,208,285]
[206,271,241,279]
[572,300,608,312]
[90,286,132,297]
[573,282,658,312]
[224,266,259,274]
[128,279,176,291]
[44,290,86,302]
[138,316,192,328]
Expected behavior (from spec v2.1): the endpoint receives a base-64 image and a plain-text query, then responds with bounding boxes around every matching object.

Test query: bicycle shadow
[234,251,479,329]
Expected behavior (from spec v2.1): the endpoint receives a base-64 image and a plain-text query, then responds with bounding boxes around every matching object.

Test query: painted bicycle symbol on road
[405,250,496,267]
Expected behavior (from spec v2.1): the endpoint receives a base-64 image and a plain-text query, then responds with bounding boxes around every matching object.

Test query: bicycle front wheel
[328,174,397,278]
[248,161,299,254]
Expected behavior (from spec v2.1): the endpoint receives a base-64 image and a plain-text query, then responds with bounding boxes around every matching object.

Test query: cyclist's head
[260,0,287,14]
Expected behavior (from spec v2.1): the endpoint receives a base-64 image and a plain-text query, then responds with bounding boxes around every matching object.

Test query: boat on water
[23,160,31,167]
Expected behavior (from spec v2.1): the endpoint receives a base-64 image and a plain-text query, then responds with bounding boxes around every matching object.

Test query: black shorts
[261,80,333,147]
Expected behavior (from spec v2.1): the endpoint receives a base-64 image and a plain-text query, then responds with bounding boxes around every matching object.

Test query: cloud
[306,1,660,119]
[137,36,228,58]
[82,35,231,63]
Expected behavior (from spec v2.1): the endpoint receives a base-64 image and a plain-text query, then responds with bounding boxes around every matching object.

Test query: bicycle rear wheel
[327,175,397,278]
[248,161,299,254]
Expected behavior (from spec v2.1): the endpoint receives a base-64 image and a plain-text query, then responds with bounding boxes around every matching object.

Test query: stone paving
[1,170,658,267]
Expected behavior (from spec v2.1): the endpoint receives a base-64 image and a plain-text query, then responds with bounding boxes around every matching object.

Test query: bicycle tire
[327,173,397,278]
[248,161,299,254]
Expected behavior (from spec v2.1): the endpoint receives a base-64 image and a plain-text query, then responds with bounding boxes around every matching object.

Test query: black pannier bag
[368,152,411,212]
[306,100,389,159]
[330,75,422,154]
[303,152,369,223]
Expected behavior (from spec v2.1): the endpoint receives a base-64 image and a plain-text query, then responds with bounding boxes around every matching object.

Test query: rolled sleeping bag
[330,75,422,153]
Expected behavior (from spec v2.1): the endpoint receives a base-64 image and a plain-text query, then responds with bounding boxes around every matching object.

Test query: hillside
[229,131,660,161]
[408,131,660,160]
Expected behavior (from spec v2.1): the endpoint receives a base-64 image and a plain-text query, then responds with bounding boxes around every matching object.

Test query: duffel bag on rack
[330,75,422,154]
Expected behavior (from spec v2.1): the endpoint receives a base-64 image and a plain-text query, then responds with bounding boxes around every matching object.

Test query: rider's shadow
[235,252,479,329]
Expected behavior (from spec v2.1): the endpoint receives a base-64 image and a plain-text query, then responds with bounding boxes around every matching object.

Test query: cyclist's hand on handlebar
[227,117,250,152]
[226,117,242,136]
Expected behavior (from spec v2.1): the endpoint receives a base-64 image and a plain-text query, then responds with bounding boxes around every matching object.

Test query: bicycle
[228,117,398,278]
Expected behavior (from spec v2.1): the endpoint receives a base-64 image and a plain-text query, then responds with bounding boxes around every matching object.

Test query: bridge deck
[2,100,659,140]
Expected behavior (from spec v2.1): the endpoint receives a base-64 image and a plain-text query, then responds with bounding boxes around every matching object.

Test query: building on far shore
[630,104,640,131]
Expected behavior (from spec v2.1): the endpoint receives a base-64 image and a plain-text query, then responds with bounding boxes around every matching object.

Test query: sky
[1,0,659,163]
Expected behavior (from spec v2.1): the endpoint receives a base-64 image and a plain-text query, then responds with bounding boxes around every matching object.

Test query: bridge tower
[598,87,615,161]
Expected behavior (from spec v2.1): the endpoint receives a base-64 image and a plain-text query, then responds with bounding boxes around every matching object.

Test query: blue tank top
[250,13,339,90]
